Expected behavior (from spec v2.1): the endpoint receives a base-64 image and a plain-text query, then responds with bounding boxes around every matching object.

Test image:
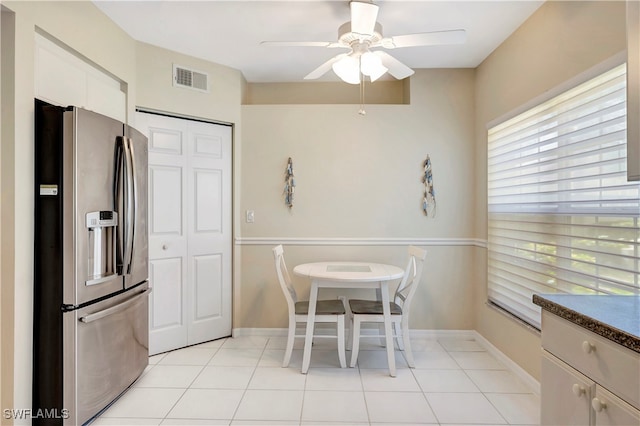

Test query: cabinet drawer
[541,311,640,410]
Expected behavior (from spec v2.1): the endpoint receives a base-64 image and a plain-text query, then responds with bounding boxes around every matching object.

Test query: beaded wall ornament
[422,155,436,217]
[284,157,295,208]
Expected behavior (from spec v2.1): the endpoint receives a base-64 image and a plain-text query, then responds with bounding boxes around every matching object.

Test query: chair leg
[401,319,415,368]
[283,321,296,368]
[374,289,386,347]
[378,323,386,347]
[393,321,405,350]
[337,316,346,368]
[339,296,352,350]
[350,316,361,367]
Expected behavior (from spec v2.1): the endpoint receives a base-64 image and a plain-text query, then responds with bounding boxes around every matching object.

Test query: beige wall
[241,69,476,238]
[135,42,242,126]
[237,244,477,330]
[245,80,408,105]
[238,68,478,330]
[1,3,16,417]
[474,0,627,379]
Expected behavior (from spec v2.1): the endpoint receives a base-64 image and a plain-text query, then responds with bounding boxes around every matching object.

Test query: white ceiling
[93,0,544,83]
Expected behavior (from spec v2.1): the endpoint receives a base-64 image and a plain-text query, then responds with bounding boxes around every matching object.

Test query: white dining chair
[272,245,347,368]
[348,245,427,368]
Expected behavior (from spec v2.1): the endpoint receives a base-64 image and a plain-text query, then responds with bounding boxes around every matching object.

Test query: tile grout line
[356,363,372,426]
[446,344,510,425]
[228,338,270,424]
[407,352,442,425]
[159,341,223,424]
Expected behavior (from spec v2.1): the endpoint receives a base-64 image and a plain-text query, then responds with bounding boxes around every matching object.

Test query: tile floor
[92,335,540,425]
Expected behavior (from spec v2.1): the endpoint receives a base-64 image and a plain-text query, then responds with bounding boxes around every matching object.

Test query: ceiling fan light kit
[261,0,466,84]
[360,51,387,81]
[332,43,388,85]
[332,54,361,84]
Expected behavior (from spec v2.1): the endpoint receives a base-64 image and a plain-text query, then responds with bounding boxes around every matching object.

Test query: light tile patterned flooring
[93,335,540,425]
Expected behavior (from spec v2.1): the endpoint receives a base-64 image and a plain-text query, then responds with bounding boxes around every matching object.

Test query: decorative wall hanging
[284,157,295,208]
[422,155,436,217]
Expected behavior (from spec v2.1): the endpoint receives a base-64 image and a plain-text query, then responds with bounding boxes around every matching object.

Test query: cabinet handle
[592,398,607,412]
[582,341,595,354]
[162,244,168,250]
[572,384,585,397]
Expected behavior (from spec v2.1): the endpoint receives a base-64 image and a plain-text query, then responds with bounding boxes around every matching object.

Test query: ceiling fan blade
[304,54,347,80]
[261,41,334,47]
[350,1,379,36]
[373,51,414,80]
[382,29,467,49]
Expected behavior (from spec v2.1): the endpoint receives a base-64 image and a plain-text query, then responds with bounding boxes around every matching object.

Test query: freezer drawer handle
[79,288,150,324]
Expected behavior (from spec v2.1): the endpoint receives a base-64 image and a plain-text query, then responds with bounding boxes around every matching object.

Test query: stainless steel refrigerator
[34,100,150,425]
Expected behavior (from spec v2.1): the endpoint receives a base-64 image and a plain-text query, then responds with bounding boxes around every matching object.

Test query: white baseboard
[232,327,540,395]
[473,331,540,395]
[232,328,476,339]
[232,328,287,337]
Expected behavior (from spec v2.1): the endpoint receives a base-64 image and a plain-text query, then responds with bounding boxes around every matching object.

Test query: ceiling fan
[261,0,466,84]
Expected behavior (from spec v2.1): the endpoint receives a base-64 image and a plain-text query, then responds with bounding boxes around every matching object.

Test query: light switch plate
[246,210,255,223]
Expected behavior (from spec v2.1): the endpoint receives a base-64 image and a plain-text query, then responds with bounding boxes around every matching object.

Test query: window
[487,64,640,329]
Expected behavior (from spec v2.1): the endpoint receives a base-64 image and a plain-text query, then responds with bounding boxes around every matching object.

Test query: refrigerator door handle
[114,137,125,275]
[121,137,135,275]
[79,288,150,324]
[126,137,137,274]
[114,136,135,276]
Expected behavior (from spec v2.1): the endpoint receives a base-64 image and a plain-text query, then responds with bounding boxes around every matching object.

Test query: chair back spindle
[394,246,427,315]
[273,245,298,309]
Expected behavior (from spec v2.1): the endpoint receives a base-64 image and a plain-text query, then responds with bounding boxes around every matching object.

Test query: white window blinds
[487,64,640,329]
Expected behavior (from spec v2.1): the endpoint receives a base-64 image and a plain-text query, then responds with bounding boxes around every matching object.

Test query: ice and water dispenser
[86,211,118,285]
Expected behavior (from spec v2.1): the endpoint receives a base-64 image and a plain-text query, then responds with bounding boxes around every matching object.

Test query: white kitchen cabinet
[34,34,126,123]
[540,310,640,426]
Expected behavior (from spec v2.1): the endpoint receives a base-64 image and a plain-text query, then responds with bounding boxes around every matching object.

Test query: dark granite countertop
[533,294,640,354]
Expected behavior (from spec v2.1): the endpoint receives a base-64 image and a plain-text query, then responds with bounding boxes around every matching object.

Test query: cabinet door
[541,350,594,426]
[592,386,640,426]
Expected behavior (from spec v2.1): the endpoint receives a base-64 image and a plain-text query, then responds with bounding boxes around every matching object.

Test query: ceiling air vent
[173,64,209,93]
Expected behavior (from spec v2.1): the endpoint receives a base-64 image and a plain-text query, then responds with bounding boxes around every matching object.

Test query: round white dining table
[293,261,405,377]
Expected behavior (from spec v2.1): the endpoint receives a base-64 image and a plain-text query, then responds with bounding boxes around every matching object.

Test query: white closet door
[137,112,232,355]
